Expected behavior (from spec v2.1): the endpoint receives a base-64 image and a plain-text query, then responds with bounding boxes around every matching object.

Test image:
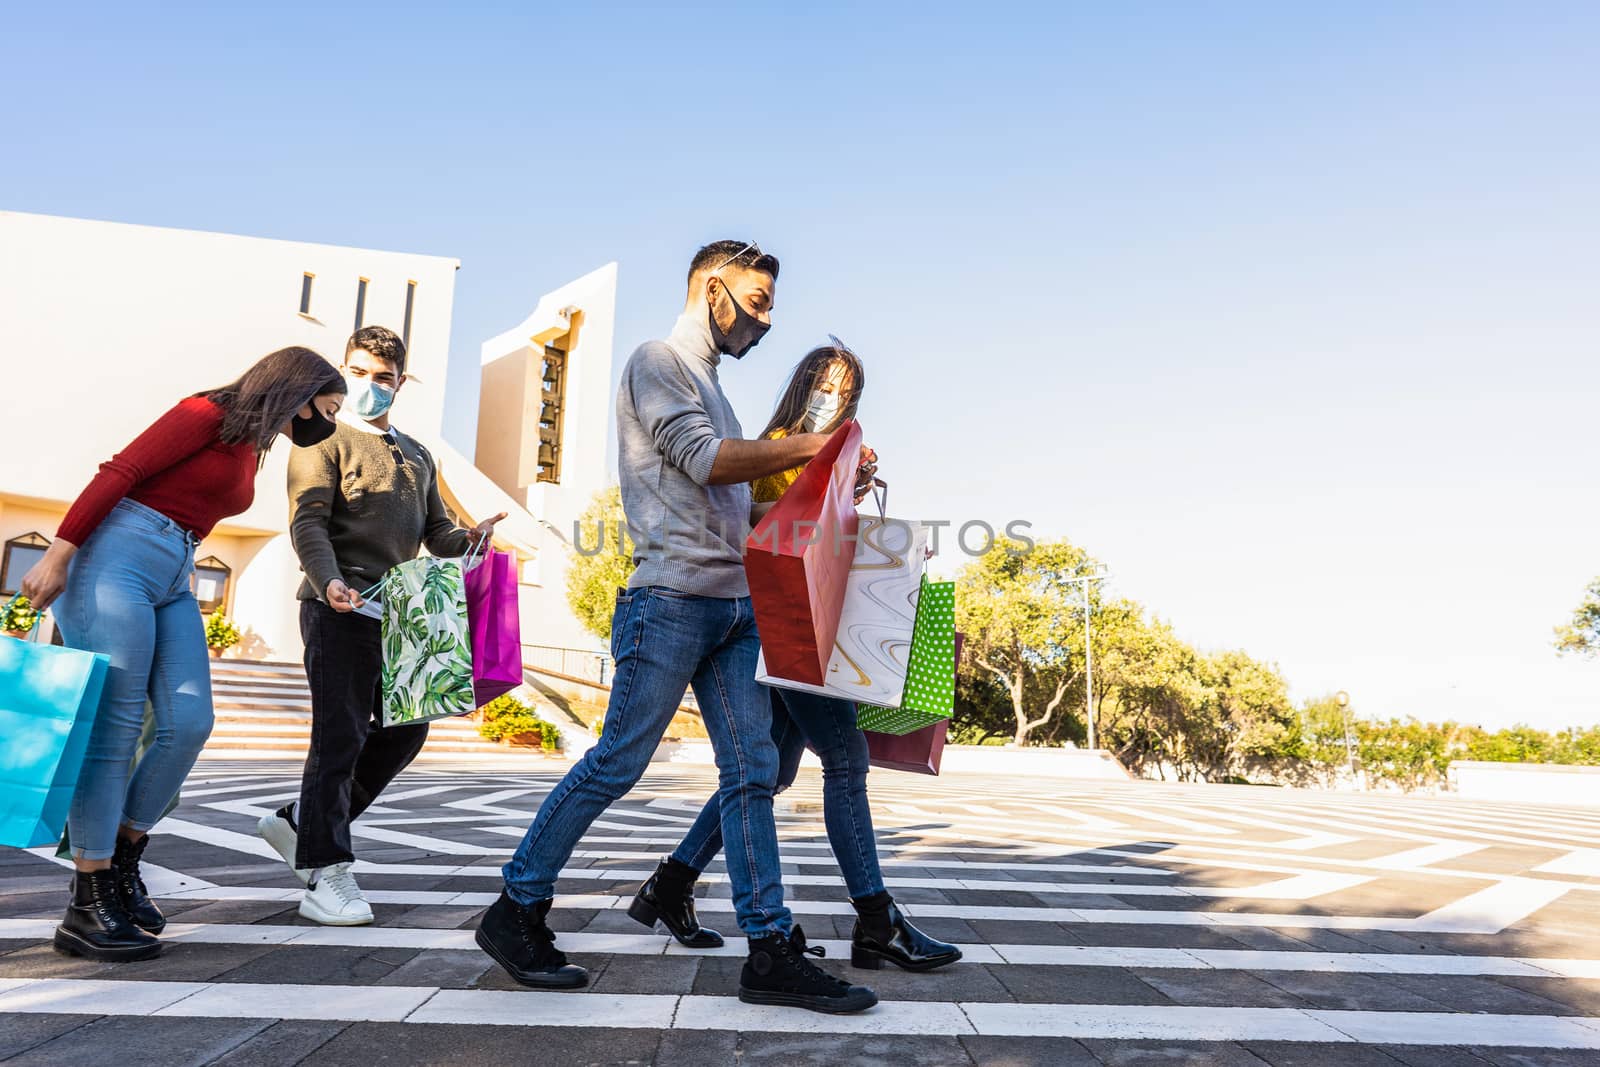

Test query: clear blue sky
[6,3,1598,729]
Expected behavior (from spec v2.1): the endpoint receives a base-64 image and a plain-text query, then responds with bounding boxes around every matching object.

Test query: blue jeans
[54,500,212,861]
[502,587,792,938]
[673,686,886,899]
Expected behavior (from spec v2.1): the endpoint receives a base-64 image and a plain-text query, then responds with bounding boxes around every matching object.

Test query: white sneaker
[299,862,374,926]
[257,806,312,887]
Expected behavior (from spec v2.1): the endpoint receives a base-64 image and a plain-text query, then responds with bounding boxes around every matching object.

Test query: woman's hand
[853,445,880,504]
[19,540,78,613]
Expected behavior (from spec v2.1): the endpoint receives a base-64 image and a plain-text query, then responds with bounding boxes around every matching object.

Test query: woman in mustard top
[629,342,962,974]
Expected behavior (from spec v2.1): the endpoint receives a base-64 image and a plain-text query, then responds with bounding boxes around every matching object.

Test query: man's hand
[471,512,508,544]
[19,540,77,614]
[326,579,364,613]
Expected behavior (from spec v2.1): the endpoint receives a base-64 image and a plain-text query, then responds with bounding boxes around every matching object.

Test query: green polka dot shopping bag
[856,576,957,736]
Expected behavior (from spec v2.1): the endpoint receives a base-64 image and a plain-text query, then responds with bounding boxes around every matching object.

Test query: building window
[354,277,369,330]
[402,280,417,348]
[1,532,50,597]
[537,337,568,485]
[299,273,315,315]
[191,556,233,615]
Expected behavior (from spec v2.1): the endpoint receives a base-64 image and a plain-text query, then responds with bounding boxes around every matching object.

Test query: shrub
[2,595,37,634]
[478,695,559,750]
[204,612,241,652]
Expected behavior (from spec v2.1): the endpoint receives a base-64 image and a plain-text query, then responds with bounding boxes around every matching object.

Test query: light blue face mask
[347,378,396,419]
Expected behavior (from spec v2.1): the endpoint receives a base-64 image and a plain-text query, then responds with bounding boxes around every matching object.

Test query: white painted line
[1407,876,1573,934]
[157,981,437,1022]
[0,978,210,1015]
[3,977,1599,1046]
[674,995,976,1035]
[350,825,492,856]
[152,818,280,861]
[410,989,678,1028]
[4,918,1583,978]
[961,1003,1351,1042]
[1367,842,1487,870]
[1526,959,1600,979]
[1538,849,1600,877]
[1307,1009,1600,1049]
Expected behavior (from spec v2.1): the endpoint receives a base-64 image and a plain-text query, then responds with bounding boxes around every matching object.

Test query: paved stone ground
[2,760,1598,1066]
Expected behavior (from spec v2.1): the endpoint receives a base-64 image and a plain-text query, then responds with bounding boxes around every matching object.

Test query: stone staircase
[205,659,531,760]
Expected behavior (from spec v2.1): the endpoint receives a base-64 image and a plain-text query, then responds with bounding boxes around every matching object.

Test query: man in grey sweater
[479,241,878,1013]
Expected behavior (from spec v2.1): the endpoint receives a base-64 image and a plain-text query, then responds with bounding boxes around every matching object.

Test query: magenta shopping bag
[464,549,522,707]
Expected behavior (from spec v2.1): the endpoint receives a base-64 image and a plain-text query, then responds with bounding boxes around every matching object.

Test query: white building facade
[0,211,615,662]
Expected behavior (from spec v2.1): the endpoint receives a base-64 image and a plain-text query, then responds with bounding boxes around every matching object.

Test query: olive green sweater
[287,420,474,602]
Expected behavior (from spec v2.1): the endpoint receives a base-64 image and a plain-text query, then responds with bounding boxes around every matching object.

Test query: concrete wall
[1449,760,1600,808]
[477,263,619,653]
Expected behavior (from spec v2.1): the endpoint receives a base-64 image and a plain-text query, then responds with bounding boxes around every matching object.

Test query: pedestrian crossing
[2,762,1598,1064]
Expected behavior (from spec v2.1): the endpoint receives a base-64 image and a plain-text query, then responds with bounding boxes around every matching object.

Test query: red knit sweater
[57,397,258,546]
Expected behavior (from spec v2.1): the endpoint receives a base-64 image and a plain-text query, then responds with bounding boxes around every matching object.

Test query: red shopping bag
[746,420,864,687]
[464,548,523,707]
[864,633,961,775]
[866,719,948,776]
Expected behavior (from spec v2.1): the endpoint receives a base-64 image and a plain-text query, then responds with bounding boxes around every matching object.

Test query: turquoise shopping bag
[0,623,110,849]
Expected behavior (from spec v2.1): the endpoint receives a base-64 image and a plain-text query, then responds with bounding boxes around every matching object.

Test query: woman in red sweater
[20,346,346,963]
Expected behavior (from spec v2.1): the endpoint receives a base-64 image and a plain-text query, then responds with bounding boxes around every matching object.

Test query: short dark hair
[346,325,406,376]
[687,240,780,287]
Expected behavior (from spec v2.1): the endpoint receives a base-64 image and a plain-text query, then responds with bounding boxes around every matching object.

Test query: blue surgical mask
[347,378,395,419]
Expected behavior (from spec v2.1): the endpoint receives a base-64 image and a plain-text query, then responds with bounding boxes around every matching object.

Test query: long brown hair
[761,339,865,439]
[201,347,345,466]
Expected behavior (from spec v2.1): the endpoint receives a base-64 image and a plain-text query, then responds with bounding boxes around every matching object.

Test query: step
[209,723,489,739]
[202,736,509,753]
[213,682,312,697]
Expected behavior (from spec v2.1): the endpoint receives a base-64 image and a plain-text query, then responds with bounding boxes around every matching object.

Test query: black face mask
[290,410,338,447]
[708,279,770,359]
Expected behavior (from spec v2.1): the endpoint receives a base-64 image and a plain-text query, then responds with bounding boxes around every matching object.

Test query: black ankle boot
[628,858,724,948]
[740,925,878,1014]
[850,891,962,972]
[54,869,162,962]
[112,835,166,934]
[475,890,588,989]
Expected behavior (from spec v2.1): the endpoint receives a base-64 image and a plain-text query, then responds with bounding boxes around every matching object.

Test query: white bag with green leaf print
[380,557,475,727]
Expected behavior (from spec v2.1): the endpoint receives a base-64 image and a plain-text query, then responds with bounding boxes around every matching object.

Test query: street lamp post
[1067,568,1110,751]
[1335,690,1357,786]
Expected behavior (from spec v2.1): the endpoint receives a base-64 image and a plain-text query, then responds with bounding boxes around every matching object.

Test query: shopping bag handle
[463,531,492,573]
[869,478,889,522]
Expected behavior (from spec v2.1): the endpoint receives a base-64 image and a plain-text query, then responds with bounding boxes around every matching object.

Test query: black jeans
[294,599,429,869]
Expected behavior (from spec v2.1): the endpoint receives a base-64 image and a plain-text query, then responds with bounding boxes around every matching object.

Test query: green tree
[955,538,1096,747]
[564,486,635,642]
[1554,577,1600,657]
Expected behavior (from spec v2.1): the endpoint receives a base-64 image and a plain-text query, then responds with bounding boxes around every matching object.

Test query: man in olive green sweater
[258,326,503,926]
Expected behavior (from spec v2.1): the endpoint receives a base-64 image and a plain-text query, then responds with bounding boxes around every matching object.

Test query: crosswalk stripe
[2,918,1593,977]
[0,978,1597,1046]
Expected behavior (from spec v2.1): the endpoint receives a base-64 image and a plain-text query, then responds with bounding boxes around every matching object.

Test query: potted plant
[204,612,241,659]
[2,595,37,639]
[478,694,540,746]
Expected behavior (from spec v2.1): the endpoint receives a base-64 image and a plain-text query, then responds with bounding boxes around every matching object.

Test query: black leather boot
[850,891,962,972]
[740,924,878,1014]
[475,890,588,989]
[112,834,166,934]
[54,869,162,962]
[627,857,724,948]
